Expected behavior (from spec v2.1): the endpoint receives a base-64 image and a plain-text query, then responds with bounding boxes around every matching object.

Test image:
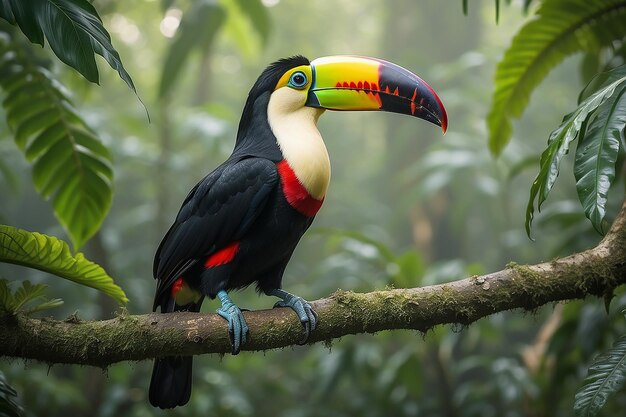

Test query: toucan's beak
[306,56,447,133]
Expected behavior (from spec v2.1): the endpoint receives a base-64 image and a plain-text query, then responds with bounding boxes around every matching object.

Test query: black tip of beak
[378,63,447,133]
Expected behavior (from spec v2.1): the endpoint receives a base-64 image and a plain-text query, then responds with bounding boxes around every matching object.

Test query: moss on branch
[2,202,626,367]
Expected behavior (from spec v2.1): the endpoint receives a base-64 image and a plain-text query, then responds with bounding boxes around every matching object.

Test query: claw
[216,290,249,354]
[271,289,318,344]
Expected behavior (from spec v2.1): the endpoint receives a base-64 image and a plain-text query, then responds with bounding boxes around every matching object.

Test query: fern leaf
[0,279,64,314]
[574,334,626,417]
[11,280,48,312]
[23,297,63,314]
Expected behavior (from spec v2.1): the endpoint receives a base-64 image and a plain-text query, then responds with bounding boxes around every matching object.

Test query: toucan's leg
[216,290,249,355]
[269,289,318,344]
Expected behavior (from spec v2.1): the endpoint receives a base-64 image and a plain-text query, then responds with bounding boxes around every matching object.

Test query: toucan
[148,55,447,408]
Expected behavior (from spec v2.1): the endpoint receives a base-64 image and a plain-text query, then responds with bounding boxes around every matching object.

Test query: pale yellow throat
[267,87,331,200]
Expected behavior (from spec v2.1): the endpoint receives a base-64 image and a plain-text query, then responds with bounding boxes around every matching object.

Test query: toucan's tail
[149,297,202,409]
[149,356,193,408]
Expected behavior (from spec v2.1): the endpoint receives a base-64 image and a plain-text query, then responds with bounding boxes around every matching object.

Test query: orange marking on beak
[393,87,399,96]
[411,88,418,115]
[384,86,390,94]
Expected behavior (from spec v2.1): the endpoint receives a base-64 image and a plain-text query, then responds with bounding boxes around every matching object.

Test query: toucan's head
[236,55,447,145]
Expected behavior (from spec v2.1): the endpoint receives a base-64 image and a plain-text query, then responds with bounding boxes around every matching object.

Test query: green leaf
[8,0,44,46]
[488,0,626,155]
[0,279,63,314]
[159,0,226,99]
[0,225,128,304]
[525,72,626,236]
[11,280,47,311]
[580,64,626,103]
[0,1,17,25]
[0,371,22,417]
[0,0,137,93]
[574,333,626,416]
[0,36,114,249]
[25,297,63,314]
[574,71,626,233]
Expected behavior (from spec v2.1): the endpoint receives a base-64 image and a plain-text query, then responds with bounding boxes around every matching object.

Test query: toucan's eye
[288,71,308,89]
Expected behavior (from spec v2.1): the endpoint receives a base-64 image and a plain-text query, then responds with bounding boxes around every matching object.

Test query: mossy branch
[2,202,626,367]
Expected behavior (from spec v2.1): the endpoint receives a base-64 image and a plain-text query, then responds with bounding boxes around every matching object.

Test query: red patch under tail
[170,277,184,297]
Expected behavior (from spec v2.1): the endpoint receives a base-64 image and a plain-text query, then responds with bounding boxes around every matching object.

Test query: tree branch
[2,202,626,367]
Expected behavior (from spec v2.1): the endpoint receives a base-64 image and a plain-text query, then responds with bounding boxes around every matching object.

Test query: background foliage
[1,0,626,416]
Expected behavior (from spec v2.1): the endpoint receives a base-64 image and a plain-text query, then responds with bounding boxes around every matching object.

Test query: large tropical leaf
[0,0,136,92]
[158,0,226,99]
[574,67,626,233]
[525,72,626,236]
[574,332,626,416]
[488,0,626,156]
[0,35,114,249]
[0,225,128,304]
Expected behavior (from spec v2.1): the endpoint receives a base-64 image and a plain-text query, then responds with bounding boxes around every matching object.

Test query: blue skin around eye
[289,72,307,88]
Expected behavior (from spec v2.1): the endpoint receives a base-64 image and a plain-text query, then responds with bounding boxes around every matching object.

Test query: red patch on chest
[276,160,324,217]
[204,241,240,268]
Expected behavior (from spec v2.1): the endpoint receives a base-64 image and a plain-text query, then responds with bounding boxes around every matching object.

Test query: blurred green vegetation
[1,0,626,416]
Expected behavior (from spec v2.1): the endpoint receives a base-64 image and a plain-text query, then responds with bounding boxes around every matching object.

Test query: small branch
[2,203,626,367]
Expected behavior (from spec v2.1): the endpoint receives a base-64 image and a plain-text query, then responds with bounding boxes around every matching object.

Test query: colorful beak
[305,56,447,133]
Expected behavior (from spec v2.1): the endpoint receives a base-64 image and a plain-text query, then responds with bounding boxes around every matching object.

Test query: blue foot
[270,289,318,344]
[216,290,249,355]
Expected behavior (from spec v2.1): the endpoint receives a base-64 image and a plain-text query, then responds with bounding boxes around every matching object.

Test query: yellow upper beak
[305,56,447,133]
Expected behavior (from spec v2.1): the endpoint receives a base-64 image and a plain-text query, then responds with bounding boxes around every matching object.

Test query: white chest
[267,89,331,200]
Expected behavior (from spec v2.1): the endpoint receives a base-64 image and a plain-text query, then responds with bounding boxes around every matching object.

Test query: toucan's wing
[153,157,278,305]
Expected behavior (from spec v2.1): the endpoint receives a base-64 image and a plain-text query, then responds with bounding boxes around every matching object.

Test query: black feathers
[236,55,309,143]
[149,356,193,409]
[152,158,278,307]
[150,56,318,408]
